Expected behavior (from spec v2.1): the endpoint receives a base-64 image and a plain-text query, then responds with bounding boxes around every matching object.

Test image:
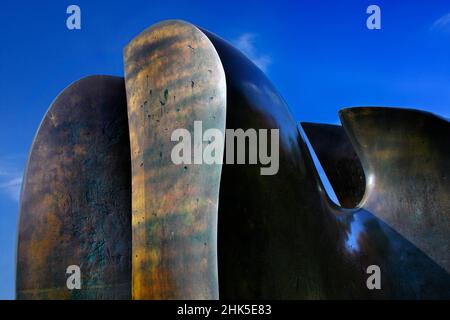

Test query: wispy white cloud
[431,13,450,32]
[0,177,22,202]
[232,33,272,73]
[0,154,25,202]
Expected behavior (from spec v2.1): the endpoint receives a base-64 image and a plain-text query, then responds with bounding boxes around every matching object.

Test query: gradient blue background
[1,0,449,299]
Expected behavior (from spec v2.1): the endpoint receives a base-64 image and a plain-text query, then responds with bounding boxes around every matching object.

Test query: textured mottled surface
[17,76,131,299]
[124,20,226,299]
[340,107,450,273]
[301,123,365,208]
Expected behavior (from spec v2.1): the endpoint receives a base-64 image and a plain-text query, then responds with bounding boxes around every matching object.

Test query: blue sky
[1,0,449,299]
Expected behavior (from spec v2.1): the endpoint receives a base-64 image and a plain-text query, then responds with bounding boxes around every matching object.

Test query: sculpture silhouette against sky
[16,20,450,299]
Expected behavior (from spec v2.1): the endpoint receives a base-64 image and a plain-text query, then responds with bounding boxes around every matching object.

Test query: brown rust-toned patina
[16,76,131,299]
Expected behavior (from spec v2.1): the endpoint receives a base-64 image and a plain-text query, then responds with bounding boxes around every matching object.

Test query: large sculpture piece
[16,76,131,299]
[16,20,450,299]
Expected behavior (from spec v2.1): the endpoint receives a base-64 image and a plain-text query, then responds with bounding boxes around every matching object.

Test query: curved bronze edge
[16,75,131,300]
[339,106,450,273]
[124,20,226,299]
[301,122,366,208]
[201,29,329,299]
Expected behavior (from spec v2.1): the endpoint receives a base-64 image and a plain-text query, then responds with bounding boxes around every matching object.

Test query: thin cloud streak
[0,154,25,202]
[232,33,272,72]
[431,13,450,32]
[0,177,22,202]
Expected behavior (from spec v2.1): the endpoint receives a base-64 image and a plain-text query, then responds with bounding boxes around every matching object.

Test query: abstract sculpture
[17,20,450,299]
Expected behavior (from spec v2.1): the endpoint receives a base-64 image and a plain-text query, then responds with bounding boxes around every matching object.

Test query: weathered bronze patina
[17,20,450,300]
[16,76,131,299]
[124,20,226,299]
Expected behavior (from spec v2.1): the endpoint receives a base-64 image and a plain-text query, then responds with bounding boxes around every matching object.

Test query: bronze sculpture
[16,20,450,299]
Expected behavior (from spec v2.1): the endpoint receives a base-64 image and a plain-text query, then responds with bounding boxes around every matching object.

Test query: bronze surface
[124,20,226,299]
[340,107,450,274]
[16,76,131,299]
